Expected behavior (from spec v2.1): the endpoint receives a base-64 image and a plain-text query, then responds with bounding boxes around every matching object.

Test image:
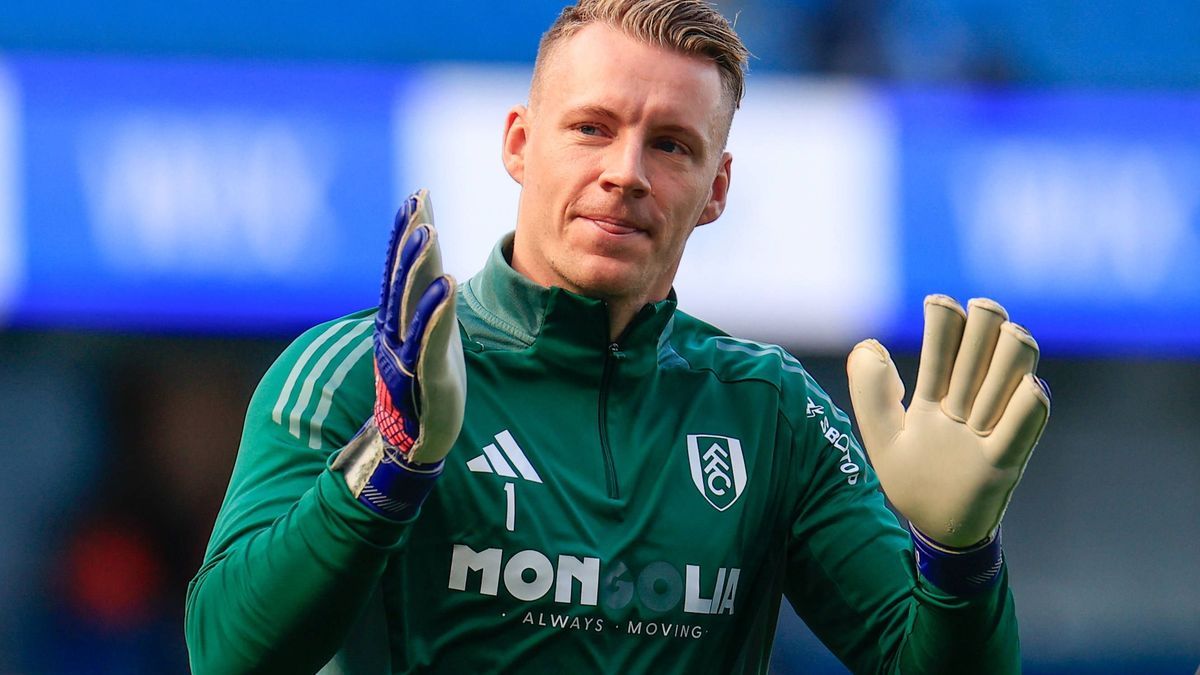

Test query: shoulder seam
[674,335,799,391]
[664,334,787,394]
[714,337,853,424]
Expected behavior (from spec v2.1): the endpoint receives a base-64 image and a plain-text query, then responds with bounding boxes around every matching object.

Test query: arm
[784,295,1048,673]
[783,392,1020,674]
[185,367,409,674]
[185,190,466,674]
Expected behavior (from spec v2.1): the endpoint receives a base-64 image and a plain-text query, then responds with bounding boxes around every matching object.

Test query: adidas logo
[466,430,543,483]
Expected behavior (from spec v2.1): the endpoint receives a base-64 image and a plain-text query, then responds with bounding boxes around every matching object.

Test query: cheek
[529,146,584,198]
[660,176,713,226]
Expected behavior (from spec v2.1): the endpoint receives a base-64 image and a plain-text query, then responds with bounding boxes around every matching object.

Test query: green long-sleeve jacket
[186,235,1020,674]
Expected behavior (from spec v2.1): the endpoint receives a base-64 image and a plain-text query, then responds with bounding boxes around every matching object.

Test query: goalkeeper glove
[846,296,1050,590]
[333,189,466,520]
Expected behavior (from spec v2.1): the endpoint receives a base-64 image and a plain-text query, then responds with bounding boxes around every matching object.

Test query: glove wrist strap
[911,526,1004,596]
[332,421,443,521]
[358,449,443,521]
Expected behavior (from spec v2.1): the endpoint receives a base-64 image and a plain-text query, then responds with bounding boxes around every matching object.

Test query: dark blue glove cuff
[911,526,1004,597]
[358,452,444,522]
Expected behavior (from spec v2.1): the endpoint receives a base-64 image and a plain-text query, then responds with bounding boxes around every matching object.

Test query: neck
[506,238,663,343]
[605,298,643,343]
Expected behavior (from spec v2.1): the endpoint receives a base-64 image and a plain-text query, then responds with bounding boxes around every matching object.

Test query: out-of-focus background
[0,1,1197,673]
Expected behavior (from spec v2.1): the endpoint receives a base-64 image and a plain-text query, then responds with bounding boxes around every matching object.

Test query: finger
[377,194,418,335]
[943,297,1008,421]
[409,275,466,465]
[912,295,967,403]
[384,224,430,341]
[399,276,453,377]
[968,322,1039,433]
[846,339,907,457]
[399,192,444,339]
[984,374,1050,469]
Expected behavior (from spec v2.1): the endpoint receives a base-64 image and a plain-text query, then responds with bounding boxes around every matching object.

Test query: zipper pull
[608,342,627,360]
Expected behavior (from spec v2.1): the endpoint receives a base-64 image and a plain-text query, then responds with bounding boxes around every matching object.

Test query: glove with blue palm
[333,189,466,521]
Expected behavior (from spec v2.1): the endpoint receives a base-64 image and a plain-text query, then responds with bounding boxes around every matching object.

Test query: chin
[562,257,648,301]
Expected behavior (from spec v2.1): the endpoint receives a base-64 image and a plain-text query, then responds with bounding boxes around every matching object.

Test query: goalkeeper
[185,1,1050,673]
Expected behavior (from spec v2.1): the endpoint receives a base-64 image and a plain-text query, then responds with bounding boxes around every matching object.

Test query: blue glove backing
[333,189,467,521]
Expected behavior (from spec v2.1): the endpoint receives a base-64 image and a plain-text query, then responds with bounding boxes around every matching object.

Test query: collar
[460,233,678,373]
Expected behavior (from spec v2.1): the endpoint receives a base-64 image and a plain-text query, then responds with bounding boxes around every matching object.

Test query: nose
[599,138,650,198]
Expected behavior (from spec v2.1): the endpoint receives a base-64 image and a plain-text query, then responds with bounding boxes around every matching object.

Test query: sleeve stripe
[799,372,853,425]
[287,320,372,438]
[713,338,808,374]
[307,335,373,450]
[271,318,359,424]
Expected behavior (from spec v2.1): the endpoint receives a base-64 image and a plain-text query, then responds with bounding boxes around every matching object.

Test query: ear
[502,104,530,185]
[697,151,732,226]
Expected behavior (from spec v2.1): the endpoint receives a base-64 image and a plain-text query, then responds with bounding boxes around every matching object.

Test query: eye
[577,124,603,136]
[653,138,688,155]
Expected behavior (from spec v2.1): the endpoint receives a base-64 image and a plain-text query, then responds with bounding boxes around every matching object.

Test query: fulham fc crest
[687,434,747,512]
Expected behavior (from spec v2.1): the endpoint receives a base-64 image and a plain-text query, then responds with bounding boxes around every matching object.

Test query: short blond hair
[532,0,749,114]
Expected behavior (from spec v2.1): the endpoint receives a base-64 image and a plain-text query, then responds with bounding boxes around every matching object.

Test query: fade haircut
[531,0,749,123]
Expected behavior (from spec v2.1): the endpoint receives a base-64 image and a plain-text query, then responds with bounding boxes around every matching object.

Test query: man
[186,1,1050,673]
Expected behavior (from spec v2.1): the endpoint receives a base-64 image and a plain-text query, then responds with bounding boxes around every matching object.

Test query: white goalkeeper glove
[846,295,1050,550]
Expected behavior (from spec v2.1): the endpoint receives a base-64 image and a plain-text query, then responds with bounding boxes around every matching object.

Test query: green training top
[186,234,1020,674]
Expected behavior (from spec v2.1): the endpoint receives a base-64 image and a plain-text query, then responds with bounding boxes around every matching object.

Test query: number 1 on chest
[504,482,515,532]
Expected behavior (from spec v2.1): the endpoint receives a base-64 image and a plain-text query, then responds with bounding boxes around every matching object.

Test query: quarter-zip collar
[460,233,678,376]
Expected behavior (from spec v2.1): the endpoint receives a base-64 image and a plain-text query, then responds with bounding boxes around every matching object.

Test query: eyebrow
[564,104,619,123]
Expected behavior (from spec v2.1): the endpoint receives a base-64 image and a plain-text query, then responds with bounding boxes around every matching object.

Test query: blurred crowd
[0,336,281,672]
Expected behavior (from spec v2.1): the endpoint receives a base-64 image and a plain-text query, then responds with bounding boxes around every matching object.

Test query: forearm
[784,401,1021,674]
[894,565,1020,674]
[185,468,410,674]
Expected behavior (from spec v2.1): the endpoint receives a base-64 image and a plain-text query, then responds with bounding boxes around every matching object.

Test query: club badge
[686,434,747,512]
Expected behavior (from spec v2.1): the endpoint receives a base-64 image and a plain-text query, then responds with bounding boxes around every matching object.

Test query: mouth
[580,215,647,237]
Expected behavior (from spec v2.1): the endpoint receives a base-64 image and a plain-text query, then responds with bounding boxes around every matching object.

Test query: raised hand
[372,189,465,465]
[846,295,1050,549]
[335,189,466,520]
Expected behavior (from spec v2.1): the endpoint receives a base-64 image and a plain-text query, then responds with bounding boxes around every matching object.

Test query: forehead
[536,23,726,134]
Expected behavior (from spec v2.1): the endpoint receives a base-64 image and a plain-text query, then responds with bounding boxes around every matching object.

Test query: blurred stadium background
[0,1,1197,672]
